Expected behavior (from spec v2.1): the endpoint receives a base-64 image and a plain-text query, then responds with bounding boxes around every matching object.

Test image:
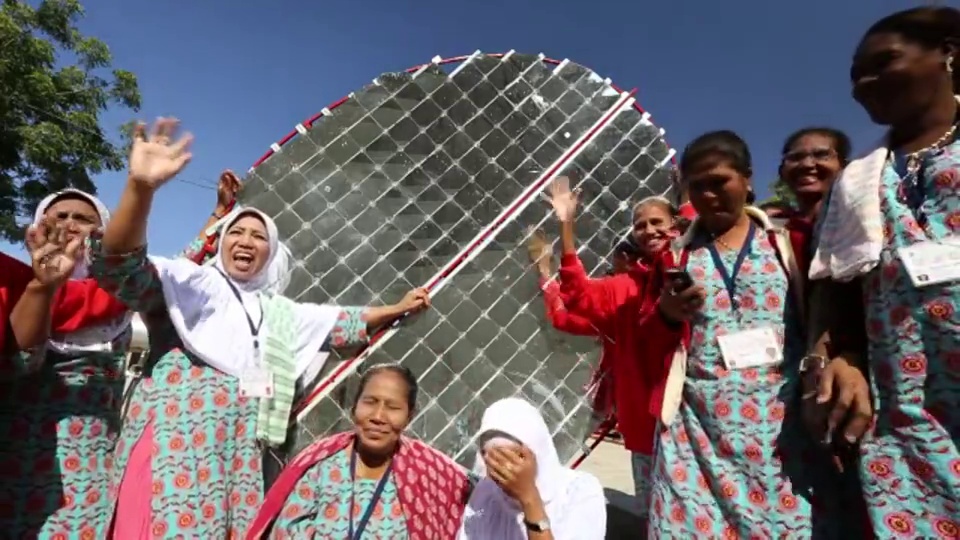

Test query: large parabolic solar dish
[238,51,677,477]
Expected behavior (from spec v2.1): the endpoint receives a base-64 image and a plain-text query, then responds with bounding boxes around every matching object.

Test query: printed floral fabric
[648,230,843,538]
[250,432,470,540]
[631,452,652,520]
[0,237,208,539]
[855,141,960,538]
[268,448,408,540]
[86,237,367,539]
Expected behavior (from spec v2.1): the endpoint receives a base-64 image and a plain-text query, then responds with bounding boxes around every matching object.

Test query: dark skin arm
[804,278,872,454]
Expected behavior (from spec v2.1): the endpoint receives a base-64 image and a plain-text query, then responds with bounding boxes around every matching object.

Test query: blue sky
[6,0,924,258]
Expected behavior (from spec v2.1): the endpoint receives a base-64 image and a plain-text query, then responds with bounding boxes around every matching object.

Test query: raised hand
[128,117,194,189]
[545,176,579,223]
[25,219,84,289]
[216,170,242,213]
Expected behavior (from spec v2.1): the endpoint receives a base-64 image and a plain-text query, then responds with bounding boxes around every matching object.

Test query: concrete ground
[576,438,645,539]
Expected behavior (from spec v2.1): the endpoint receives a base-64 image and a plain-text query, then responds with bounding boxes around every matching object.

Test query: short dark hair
[679,130,752,178]
[781,127,853,165]
[351,363,419,414]
[864,7,960,93]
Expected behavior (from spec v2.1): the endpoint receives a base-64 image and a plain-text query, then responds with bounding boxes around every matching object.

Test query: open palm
[545,176,579,222]
[128,117,194,189]
[26,220,83,288]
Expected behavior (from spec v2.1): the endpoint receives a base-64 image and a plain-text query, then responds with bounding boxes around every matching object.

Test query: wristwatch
[524,518,551,532]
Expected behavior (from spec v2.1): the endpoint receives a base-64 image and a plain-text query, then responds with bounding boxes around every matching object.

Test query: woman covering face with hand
[458,398,605,540]
[84,118,431,539]
[248,363,471,540]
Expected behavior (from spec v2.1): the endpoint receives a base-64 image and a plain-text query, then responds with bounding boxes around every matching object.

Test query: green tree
[0,0,140,241]
[760,177,797,210]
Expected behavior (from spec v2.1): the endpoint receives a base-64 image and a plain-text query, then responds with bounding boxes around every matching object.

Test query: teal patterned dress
[647,228,842,538]
[86,237,369,539]
[0,237,205,540]
[268,448,409,540]
[852,139,960,538]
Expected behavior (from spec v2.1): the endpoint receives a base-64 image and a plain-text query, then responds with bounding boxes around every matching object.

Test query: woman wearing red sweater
[543,176,680,526]
[528,230,640,422]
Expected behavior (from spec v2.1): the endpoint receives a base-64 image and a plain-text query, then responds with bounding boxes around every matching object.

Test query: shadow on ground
[604,488,645,539]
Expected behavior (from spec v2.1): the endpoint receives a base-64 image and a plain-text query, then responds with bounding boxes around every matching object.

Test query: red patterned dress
[247,431,471,540]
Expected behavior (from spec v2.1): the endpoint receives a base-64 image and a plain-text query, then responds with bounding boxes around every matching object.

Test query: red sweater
[541,278,617,417]
[0,252,128,353]
[557,254,662,454]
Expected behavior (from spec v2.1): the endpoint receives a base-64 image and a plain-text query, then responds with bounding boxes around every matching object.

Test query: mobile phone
[665,268,694,293]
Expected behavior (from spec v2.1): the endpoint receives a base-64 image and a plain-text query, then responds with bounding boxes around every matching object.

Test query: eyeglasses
[782,148,836,165]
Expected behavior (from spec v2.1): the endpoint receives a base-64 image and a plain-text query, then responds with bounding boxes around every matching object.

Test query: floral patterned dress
[268,448,408,539]
[855,139,960,538]
[86,238,369,539]
[648,229,841,538]
[0,237,207,540]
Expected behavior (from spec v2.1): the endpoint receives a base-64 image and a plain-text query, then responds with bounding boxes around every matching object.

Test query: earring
[947,55,955,74]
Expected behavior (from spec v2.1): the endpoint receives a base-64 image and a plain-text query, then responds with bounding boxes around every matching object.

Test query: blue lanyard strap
[347,449,393,540]
[706,221,756,311]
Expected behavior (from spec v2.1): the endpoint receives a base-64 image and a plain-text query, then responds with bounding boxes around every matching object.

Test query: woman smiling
[248,364,471,539]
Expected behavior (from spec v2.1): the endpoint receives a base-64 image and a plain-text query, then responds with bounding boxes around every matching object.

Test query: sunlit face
[780,133,843,199]
[632,202,674,257]
[220,214,270,282]
[851,32,954,126]
[352,371,411,456]
[685,160,751,232]
[44,196,101,241]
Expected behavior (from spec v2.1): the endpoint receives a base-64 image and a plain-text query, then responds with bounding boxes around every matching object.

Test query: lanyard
[347,449,393,540]
[706,221,756,312]
[216,270,264,354]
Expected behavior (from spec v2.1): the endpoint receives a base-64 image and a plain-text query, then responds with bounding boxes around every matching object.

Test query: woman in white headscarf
[458,398,606,540]
[0,184,229,538]
[84,118,430,539]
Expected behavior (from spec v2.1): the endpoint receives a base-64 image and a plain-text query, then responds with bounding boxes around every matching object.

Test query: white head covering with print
[457,398,606,540]
[33,189,132,353]
[148,207,340,379]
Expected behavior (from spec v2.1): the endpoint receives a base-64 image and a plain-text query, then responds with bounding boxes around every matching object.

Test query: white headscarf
[149,208,340,379]
[457,398,606,540]
[33,189,132,353]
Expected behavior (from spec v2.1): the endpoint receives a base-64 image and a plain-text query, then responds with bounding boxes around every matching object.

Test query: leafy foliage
[0,0,140,241]
[759,177,798,210]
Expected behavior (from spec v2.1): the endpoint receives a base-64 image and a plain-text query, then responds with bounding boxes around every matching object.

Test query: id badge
[717,327,782,371]
[898,237,960,288]
[239,368,274,399]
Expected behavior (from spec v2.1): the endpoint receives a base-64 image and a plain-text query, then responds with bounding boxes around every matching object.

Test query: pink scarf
[247,431,471,539]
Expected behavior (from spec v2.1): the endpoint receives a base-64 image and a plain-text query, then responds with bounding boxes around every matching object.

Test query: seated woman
[248,363,471,539]
[1,182,233,538]
[458,397,606,540]
[87,118,431,538]
[638,130,845,537]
